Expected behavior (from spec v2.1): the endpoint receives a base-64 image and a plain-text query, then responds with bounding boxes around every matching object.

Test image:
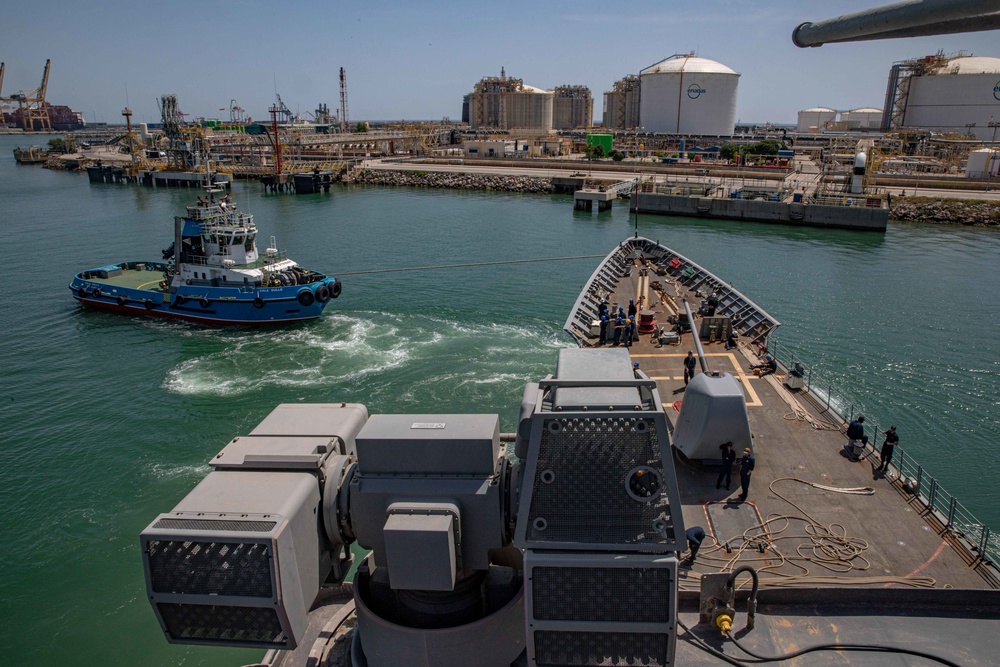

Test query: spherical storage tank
[639,54,739,135]
[903,56,1000,141]
[796,107,837,133]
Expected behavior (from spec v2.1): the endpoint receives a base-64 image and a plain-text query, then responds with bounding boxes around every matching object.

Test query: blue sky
[2,0,997,125]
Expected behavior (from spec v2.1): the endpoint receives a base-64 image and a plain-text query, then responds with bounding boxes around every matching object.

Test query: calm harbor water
[1,134,998,666]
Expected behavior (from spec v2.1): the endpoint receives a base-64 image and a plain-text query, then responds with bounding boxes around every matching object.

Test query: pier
[573,178,637,211]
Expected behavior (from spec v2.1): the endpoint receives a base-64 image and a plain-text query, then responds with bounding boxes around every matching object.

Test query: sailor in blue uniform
[716,442,736,490]
[738,448,755,502]
[685,526,706,563]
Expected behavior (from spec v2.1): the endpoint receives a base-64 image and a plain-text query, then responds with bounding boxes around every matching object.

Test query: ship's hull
[69,262,341,326]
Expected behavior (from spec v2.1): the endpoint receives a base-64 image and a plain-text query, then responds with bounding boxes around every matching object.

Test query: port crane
[0,60,52,131]
[11,59,52,131]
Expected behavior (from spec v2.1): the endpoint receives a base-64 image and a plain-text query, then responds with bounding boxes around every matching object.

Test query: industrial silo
[841,107,884,130]
[796,107,837,132]
[886,54,1000,140]
[638,54,739,135]
[552,85,593,130]
[468,71,553,131]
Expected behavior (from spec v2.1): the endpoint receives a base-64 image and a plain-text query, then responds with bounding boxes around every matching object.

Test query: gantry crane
[6,60,53,131]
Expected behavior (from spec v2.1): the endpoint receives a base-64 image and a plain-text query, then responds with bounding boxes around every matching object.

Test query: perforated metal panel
[531,566,674,623]
[525,551,677,667]
[532,631,669,667]
[522,417,676,549]
[156,602,288,647]
[146,539,274,598]
[153,518,277,532]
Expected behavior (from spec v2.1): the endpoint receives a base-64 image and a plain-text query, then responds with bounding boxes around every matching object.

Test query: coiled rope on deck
[679,478,937,589]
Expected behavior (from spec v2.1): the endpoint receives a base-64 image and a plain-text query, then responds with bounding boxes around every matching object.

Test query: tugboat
[68,187,342,325]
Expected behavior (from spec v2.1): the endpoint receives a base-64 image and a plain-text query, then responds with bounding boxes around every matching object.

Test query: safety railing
[765,336,1000,570]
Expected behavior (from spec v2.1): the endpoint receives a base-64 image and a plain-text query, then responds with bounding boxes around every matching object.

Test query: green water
[1,135,998,666]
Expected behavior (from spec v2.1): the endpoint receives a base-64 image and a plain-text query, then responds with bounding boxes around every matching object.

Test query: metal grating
[533,630,668,667]
[157,602,288,646]
[154,518,277,532]
[531,567,672,623]
[147,539,274,597]
[526,418,674,546]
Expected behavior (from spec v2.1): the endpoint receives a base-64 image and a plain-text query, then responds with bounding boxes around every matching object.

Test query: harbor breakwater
[889,196,999,227]
[350,168,555,193]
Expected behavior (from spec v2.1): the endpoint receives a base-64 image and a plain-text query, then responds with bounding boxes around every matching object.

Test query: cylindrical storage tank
[903,56,1000,141]
[841,107,883,130]
[639,54,739,135]
[506,85,553,131]
[796,107,837,132]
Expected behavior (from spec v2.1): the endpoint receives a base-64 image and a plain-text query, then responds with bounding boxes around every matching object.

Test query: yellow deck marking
[630,352,763,407]
[138,280,164,290]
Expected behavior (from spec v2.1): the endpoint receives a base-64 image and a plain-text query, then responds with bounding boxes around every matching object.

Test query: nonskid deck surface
[86,267,167,292]
[596,250,995,592]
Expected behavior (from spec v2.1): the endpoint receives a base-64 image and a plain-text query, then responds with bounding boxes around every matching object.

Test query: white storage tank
[796,107,837,132]
[966,149,1000,179]
[638,54,739,135]
[841,107,883,130]
[902,56,1000,140]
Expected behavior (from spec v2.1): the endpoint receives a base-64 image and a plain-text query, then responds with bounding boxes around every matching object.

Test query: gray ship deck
[593,248,997,593]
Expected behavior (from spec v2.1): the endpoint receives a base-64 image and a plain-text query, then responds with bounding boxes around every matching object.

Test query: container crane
[18,59,52,131]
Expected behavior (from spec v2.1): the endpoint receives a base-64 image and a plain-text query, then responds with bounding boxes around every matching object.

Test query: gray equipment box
[350,414,506,577]
[355,414,500,476]
[553,347,641,410]
[141,470,322,650]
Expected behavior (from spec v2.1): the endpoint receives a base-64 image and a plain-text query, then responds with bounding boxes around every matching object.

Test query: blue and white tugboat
[69,188,341,325]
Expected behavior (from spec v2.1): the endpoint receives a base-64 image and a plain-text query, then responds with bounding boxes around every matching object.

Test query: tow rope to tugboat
[336,254,606,276]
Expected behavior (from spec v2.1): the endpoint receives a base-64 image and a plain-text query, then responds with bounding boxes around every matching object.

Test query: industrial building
[638,54,740,135]
[796,107,837,132]
[602,75,640,130]
[467,69,553,131]
[883,53,1000,140]
[552,85,593,130]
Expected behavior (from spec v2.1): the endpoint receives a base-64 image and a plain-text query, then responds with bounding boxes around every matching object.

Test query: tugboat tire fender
[77,287,88,298]
[253,297,265,309]
[93,288,103,299]
[174,294,185,306]
[315,284,330,303]
[297,289,315,307]
[145,300,154,310]
[330,281,342,299]
[200,298,210,309]
[116,296,126,306]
